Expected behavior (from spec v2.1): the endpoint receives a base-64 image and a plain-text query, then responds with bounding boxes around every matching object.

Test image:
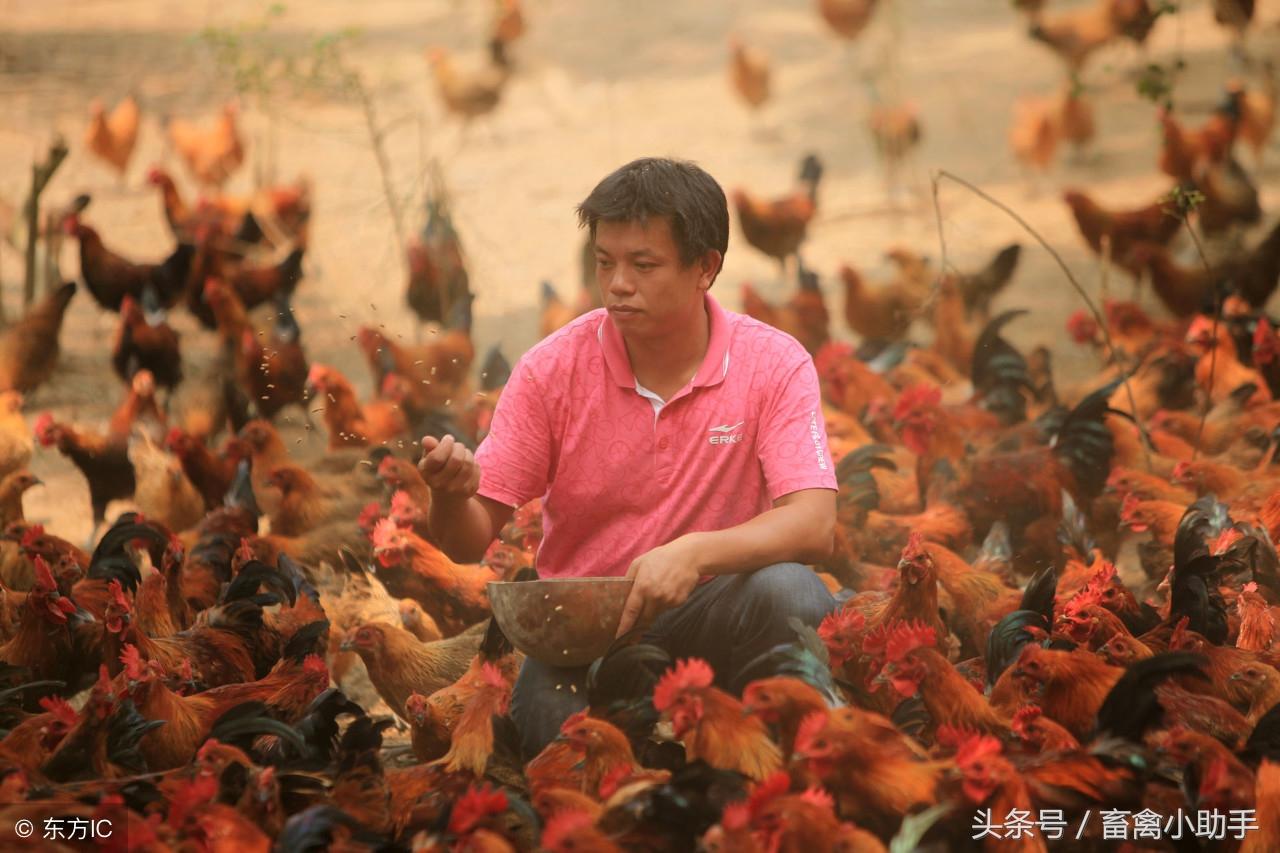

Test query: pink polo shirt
[474,293,837,579]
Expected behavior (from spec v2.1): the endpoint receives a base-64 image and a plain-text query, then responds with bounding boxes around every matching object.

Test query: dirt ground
[0,0,1278,544]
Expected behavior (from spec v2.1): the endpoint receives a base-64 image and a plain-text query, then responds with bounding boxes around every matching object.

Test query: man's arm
[419,435,516,563]
[615,488,835,636]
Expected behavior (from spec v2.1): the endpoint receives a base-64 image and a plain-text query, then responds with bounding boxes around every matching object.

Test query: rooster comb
[1011,705,1043,732]
[479,661,507,691]
[817,606,866,642]
[884,620,936,662]
[541,811,597,850]
[357,501,383,532]
[892,384,941,420]
[747,772,793,817]
[653,658,715,712]
[371,517,404,549]
[901,532,929,562]
[793,710,829,755]
[559,709,590,734]
[448,783,508,836]
[109,579,131,611]
[38,695,78,728]
[799,786,835,812]
[32,556,56,592]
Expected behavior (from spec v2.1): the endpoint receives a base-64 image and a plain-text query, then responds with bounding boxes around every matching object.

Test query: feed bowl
[487,577,634,667]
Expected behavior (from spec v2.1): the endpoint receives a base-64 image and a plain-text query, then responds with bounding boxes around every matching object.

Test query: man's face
[593,217,719,340]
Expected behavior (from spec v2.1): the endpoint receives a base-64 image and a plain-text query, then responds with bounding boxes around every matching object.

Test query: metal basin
[487,577,634,667]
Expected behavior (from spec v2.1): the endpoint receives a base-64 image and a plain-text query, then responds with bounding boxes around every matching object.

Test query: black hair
[576,157,729,271]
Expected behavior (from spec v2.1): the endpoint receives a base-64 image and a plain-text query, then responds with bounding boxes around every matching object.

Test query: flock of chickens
[0,0,1279,851]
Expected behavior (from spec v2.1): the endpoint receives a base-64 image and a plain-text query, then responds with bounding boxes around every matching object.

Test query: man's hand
[615,537,703,638]
[419,435,480,502]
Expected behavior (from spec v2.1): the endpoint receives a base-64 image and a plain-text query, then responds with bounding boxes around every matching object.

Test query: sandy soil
[0,0,1277,543]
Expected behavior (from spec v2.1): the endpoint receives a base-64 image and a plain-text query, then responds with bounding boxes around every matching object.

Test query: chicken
[731,154,823,272]
[1062,189,1181,280]
[653,658,781,781]
[370,518,495,634]
[356,317,475,412]
[818,0,879,40]
[1126,243,1212,319]
[432,661,515,777]
[306,364,408,450]
[1002,644,1122,739]
[525,710,666,798]
[236,301,309,421]
[728,36,770,112]
[1008,95,1059,179]
[33,413,135,544]
[1231,68,1276,171]
[226,243,305,310]
[339,620,484,719]
[264,463,372,537]
[111,294,182,390]
[0,557,79,707]
[740,268,830,355]
[426,41,512,125]
[866,100,922,195]
[0,282,76,394]
[167,102,246,188]
[1186,314,1272,406]
[792,706,946,837]
[84,96,140,177]
[406,195,470,329]
[1158,101,1239,182]
[63,212,194,312]
[839,262,925,344]
[128,436,204,534]
[1027,0,1118,73]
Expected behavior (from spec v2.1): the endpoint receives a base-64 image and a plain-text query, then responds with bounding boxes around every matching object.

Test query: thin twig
[930,169,1154,470]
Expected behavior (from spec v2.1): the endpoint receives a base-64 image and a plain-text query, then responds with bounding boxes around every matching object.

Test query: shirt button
[658,438,670,450]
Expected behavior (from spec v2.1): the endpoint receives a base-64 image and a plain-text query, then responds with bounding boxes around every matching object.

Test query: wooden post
[23,136,69,308]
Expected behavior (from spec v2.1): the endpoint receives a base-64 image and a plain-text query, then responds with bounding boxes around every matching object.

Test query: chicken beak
[338,638,356,652]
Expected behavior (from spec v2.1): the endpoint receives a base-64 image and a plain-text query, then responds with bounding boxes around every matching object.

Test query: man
[418,157,838,758]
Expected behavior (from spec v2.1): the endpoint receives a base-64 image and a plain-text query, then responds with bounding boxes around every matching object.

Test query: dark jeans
[508,562,837,760]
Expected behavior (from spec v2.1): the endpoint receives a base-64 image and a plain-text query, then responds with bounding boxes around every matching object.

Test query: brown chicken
[0,282,76,394]
[34,413,135,544]
[792,706,946,838]
[740,270,830,355]
[167,102,246,188]
[1158,102,1239,182]
[84,96,140,177]
[1027,0,1118,73]
[1002,644,1122,739]
[340,620,484,719]
[0,393,32,485]
[839,262,925,343]
[226,244,305,310]
[1009,95,1060,178]
[728,36,770,112]
[1231,68,1276,171]
[1063,189,1181,279]
[406,194,470,329]
[112,294,182,390]
[371,519,496,634]
[306,364,408,449]
[732,155,823,271]
[427,41,512,125]
[237,304,309,421]
[652,658,781,781]
[818,0,879,40]
[63,212,194,312]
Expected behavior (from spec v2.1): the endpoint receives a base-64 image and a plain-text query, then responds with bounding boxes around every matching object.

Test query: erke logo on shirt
[708,421,744,445]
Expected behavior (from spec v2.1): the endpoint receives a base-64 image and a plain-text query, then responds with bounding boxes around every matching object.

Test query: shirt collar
[599,292,732,391]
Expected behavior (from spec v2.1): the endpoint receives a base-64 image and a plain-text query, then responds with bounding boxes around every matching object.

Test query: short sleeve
[756,355,838,502]
[474,357,553,508]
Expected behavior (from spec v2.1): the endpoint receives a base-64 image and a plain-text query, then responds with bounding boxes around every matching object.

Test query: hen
[111,294,182,390]
[167,102,246,188]
[732,154,823,273]
[0,282,76,394]
[84,96,140,177]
